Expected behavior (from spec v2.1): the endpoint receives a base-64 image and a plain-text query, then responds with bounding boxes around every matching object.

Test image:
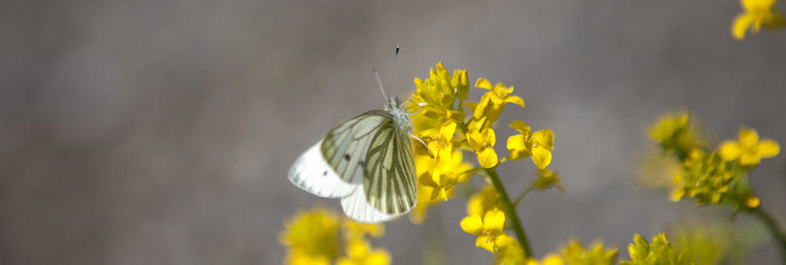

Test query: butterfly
[288,92,419,223]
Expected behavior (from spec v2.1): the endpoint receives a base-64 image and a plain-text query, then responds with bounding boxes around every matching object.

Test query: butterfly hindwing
[288,140,356,198]
[363,121,417,215]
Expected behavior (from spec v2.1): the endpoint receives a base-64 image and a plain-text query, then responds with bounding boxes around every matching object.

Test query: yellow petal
[507,135,528,153]
[757,139,780,158]
[486,128,497,147]
[720,141,743,161]
[476,235,497,253]
[483,209,506,232]
[739,128,759,149]
[475,78,493,90]
[477,148,499,168]
[439,121,457,141]
[464,101,477,112]
[533,129,555,150]
[531,146,552,170]
[509,120,531,134]
[739,152,761,166]
[732,13,757,40]
[494,234,515,249]
[460,215,484,235]
[505,95,526,108]
[473,96,492,119]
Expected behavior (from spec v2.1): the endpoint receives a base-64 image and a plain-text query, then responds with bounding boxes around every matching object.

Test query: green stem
[752,207,786,265]
[486,168,533,258]
[513,187,534,206]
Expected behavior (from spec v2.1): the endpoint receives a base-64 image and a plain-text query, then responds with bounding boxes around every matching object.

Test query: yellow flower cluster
[407,62,474,223]
[650,113,779,210]
[620,234,694,265]
[502,240,617,265]
[732,0,786,40]
[507,120,555,169]
[280,208,390,265]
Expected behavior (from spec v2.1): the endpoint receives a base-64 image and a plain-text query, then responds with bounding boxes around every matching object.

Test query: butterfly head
[385,97,413,134]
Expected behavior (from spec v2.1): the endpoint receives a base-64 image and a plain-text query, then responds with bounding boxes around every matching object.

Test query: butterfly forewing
[321,110,391,184]
[363,122,417,215]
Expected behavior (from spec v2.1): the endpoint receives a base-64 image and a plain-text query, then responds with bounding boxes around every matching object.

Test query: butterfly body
[288,98,417,223]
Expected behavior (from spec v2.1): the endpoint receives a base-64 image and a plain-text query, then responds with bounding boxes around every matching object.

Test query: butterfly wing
[288,110,390,199]
[288,140,357,198]
[341,120,417,222]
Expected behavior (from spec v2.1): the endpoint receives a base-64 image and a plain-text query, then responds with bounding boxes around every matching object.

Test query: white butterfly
[288,88,419,223]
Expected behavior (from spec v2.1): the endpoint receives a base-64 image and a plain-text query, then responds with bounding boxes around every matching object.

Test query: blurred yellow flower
[650,112,702,157]
[620,234,694,265]
[532,169,565,192]
[507,120,555,169]
[280,209,340,264]
[719,127,780,166]
[336,241,390,265]
[496,242,526,265]
[467,117,499,168]
[731,0,786,40]
[561,240,618,265]
[671,223,732,265]
[525,254,566,265]
[469,78,525,123]
[460,209,516,253]
[670,149,745,206]
[467,185,500,216]
[280,208,390,265]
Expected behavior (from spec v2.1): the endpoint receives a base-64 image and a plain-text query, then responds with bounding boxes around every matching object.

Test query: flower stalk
[752,207,786,265]
[486,167,533,258]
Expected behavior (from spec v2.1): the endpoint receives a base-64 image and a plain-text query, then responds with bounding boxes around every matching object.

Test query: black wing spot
[322,170,328,176]
[344,154,351,161]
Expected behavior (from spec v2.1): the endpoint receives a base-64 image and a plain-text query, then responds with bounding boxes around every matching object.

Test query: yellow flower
[419,147,473,201]
[469,78,525,123]
[342,219,385,240]
[408,62,473,223]
[281,208,392,265]
[620,234,694,265]
[460,209,516,253]
[671,223,732,265]
[467,117,499,168]
[719,127,780,166]
[507,120,555,169]
[731,0,786,40]
[561,240,618,265]
[336,241,391,265]
[532,169,565,192]
[650,112,702,157]
[496,242,526,265]
[467,185,500,216]
[280,209,341,264]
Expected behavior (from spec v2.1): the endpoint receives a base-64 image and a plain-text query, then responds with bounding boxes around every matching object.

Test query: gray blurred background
[2,0,785,264]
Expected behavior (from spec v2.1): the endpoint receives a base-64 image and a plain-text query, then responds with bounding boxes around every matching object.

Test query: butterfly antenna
[410,133,434,157]
[386,45,400,99]
[372,67,389,101]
